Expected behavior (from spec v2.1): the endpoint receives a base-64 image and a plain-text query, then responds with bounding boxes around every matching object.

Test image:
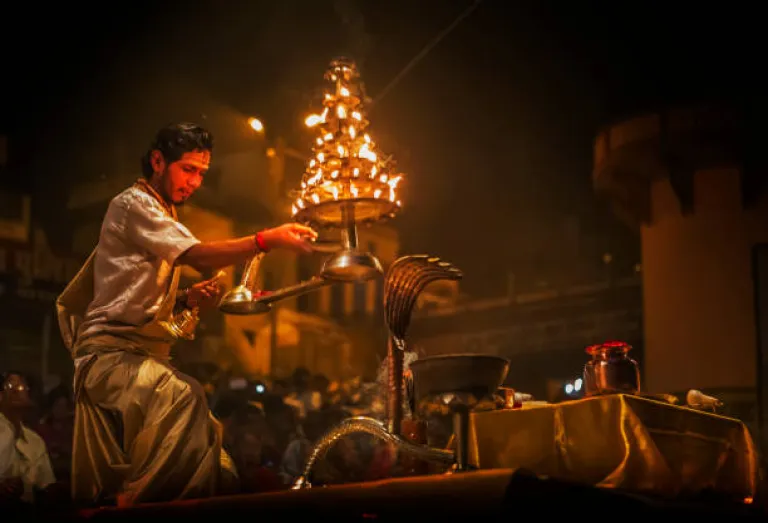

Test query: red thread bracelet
[256,231,270,253]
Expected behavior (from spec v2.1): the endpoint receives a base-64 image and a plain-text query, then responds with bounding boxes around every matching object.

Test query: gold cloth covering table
[469,394,757,500]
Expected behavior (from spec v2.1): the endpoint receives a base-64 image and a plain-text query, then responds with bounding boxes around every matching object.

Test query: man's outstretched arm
[178,223,318,272]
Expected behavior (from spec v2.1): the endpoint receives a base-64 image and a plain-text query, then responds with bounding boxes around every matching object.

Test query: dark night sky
[0,1,759,297]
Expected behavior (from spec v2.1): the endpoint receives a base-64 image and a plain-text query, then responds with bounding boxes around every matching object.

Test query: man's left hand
[187,276,222,310]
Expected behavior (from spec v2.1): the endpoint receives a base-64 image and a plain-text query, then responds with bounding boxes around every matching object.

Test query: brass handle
[249,276,331,305]
[219,252,333,315]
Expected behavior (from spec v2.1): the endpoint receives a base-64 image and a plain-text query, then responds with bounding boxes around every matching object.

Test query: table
[469,394,758,501]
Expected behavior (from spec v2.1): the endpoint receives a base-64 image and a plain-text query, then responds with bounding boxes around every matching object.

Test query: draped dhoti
[71,349,237,506]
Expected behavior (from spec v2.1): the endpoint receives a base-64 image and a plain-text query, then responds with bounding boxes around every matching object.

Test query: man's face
[151,149,211,204]
[1,374,32,409]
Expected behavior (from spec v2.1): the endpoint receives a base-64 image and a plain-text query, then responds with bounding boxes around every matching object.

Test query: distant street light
[248,117,264,133]
[245,116,306,161]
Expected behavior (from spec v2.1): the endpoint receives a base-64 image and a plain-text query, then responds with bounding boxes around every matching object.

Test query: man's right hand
[260,223,318,254]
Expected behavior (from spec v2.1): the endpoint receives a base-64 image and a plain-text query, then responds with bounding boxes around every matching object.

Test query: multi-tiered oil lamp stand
[218,57,399,314]
[291,57,402,282]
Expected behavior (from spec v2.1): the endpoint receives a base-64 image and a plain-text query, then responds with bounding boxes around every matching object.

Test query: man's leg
[118,355,226,505]
[73,350,228,506]
[71,352,129,506]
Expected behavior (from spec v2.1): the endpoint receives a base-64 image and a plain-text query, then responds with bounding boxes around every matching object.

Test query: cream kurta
[57,181,236,506]
[75,186,200,352]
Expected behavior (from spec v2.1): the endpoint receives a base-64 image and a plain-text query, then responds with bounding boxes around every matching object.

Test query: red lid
[586,340,631,355]
[601,340,631,349]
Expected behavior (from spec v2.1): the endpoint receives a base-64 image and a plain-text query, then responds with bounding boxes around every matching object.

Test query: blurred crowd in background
[0,363,455,510]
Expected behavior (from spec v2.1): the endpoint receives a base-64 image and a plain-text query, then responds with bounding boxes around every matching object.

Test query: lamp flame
[292,57,404,227]
[305,114,323,127]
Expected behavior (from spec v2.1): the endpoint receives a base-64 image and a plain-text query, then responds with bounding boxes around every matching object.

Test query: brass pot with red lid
[583,340,640,396]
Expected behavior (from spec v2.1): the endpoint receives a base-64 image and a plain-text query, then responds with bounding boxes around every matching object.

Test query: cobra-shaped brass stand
[293,254,463,489]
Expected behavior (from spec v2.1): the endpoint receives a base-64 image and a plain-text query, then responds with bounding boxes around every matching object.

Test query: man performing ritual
[56,122,318,507]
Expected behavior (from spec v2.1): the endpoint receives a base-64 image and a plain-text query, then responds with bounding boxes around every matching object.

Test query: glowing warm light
[305,114,323,127]
[266,147,276,158]
[292,58,404,227]
[248,117,264,132]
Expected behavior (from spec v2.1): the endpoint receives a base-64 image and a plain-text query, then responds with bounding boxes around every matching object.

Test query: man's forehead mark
[182,151,211,169]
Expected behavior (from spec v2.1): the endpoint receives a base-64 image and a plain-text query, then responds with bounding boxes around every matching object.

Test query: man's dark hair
[140,122,214,178]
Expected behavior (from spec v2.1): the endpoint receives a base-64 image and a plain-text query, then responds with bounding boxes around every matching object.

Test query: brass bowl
[409,354,510,405]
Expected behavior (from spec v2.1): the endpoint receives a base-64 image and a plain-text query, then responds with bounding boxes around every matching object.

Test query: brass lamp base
[294,198,399,229]
[321,250,382,282]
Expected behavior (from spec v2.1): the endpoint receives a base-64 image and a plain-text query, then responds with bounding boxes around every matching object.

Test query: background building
[593,104,768,444]
[0,137,80,393]
[410,267,642,401]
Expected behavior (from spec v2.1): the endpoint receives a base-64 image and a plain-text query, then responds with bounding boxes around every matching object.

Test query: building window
[0,191,24,221]
[297,257,312,312]
[331,283,345,320]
